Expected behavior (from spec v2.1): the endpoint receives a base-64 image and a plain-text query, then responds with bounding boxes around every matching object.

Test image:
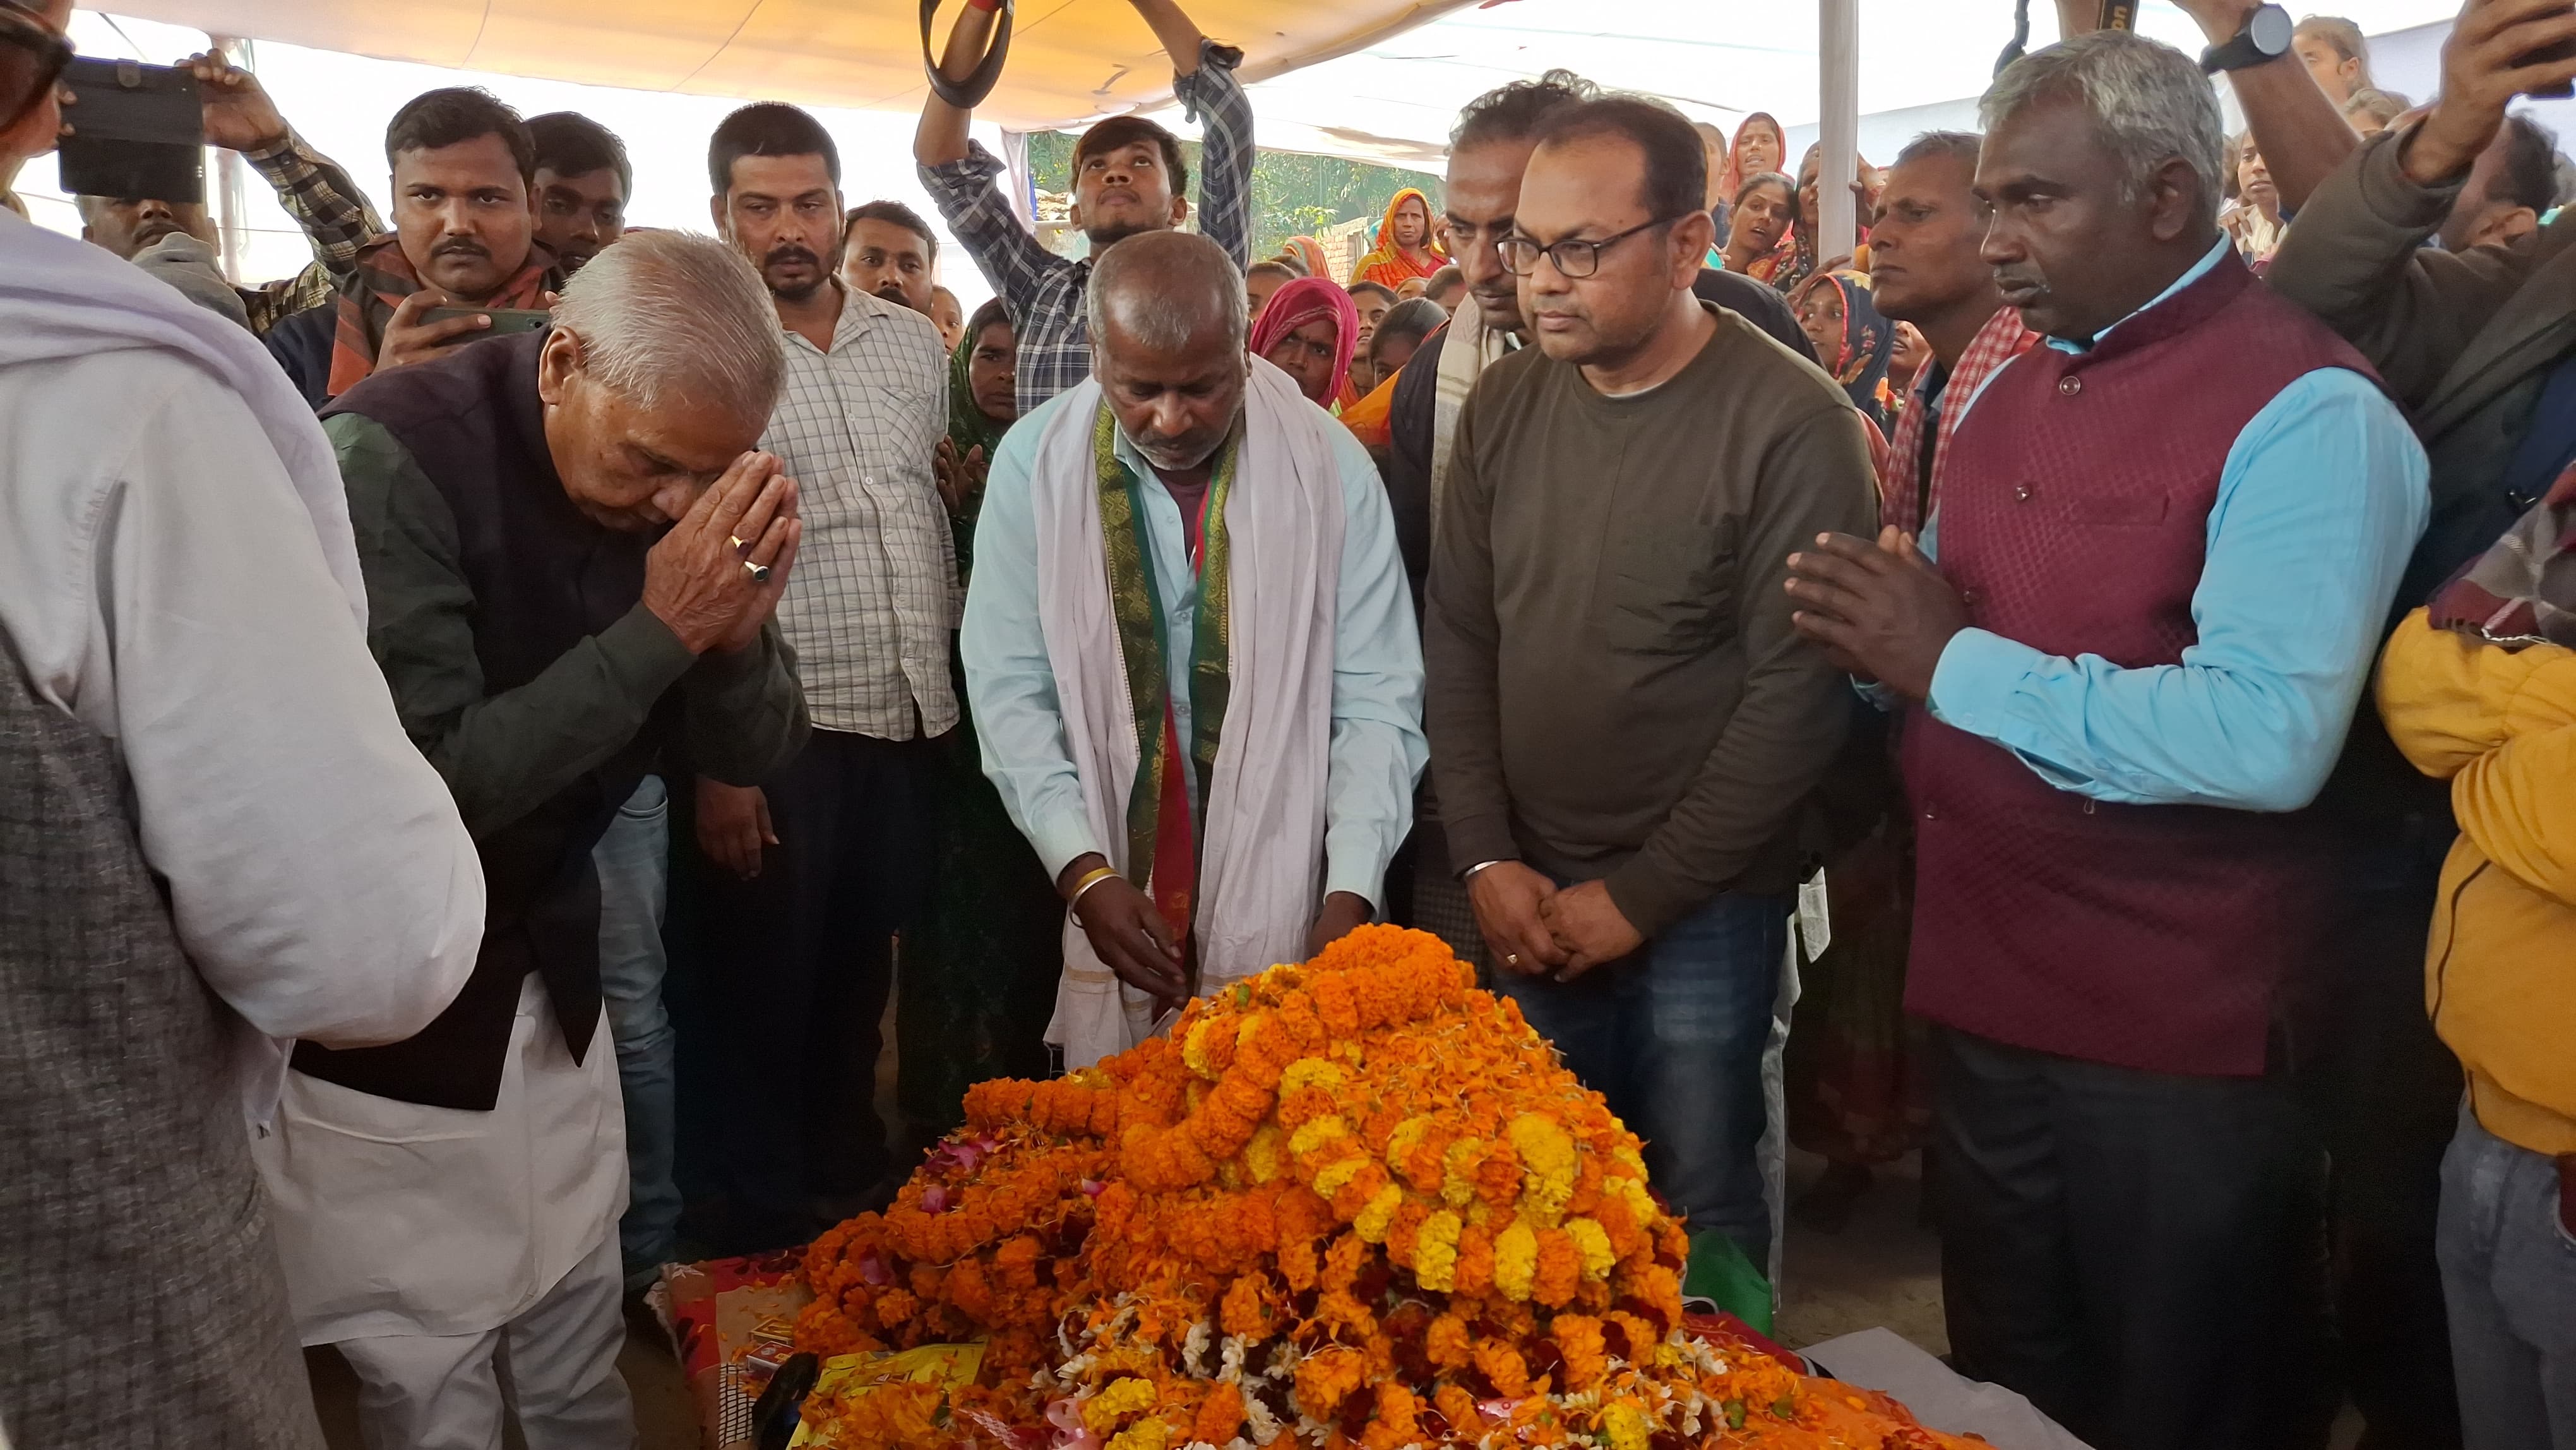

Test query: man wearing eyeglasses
[1422,91,1876,1312]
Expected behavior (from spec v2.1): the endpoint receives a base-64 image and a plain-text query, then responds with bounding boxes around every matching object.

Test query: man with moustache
[270,88,559,405]
[1783,32,2426,1449]
[918,0,1252,411]
[1424,93,1875,1307]
[527,111,629,274]
[960,231,1424,1069]
[1863,131,2040,539]
[700,104,955,1251]
[1377,73,1811,963]
[839,198,941,315]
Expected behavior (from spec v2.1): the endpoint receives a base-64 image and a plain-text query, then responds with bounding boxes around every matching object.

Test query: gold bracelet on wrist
[1065,865,1121,923]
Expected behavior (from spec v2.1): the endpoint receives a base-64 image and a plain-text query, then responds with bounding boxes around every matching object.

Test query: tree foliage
[1023,131,1439,261]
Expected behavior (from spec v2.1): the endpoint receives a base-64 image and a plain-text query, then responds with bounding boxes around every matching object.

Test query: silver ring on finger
[1506,953,1522,968]
[742,558,772,584]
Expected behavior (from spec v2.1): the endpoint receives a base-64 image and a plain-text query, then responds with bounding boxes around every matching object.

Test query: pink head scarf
[1247,275,1359,405]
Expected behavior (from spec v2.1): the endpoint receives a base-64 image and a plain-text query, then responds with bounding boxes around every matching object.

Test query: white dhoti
[251,974,631,1449]
[1027,362,1347,1067]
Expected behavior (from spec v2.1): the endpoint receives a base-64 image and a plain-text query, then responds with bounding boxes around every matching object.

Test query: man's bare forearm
[915,3,1003,167]
[2165,0,2355,210]
[1130,0,1210,75]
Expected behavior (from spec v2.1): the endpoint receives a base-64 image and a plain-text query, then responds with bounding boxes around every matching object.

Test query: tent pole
[1818,0,1859,267]
[207,33,252,284]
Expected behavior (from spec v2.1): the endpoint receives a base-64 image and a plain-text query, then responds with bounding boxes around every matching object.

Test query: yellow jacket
[2376,608,2576,1156]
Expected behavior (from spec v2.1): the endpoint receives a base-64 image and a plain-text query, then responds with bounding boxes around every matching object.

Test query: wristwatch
[2201,3,2293,74]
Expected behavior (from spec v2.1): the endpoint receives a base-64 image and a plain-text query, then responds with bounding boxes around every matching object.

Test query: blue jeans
[594,776,679,1287]
[2438,1101,2576,1450]
[1491,887,1787,1266]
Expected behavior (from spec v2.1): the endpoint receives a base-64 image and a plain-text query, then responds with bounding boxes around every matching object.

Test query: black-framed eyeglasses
[1496,215,1686,279]
[0,4,75,134]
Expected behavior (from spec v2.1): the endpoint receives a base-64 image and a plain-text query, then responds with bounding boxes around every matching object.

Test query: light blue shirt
[960,390,1428,906]
[1919,237,2430,812]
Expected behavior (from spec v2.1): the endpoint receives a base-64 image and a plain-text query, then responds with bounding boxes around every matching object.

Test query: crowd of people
[4,0,2576,1446]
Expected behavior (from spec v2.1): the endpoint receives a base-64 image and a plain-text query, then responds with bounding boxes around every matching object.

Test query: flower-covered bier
[796,926,1981,1449]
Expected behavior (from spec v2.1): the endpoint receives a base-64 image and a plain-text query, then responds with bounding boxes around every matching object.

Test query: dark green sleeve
[679,620,810,787]
[328,411,701,839]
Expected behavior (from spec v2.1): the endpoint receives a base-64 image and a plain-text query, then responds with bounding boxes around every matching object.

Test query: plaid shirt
[761,284,959,740]
[918,40,1254,416]
[237,128,385,336]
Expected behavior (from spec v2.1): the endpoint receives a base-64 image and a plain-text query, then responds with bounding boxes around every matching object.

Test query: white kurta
[251,976,629,1343]
[0,212,484,1124]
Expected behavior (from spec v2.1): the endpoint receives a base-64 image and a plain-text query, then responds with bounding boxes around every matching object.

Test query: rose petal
[922,1183,953,1213]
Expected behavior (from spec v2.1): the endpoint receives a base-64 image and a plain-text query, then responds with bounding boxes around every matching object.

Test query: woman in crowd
[1345,279,1398,397]
[895,299,1063,1138]
[1720,111,1788,205]
[1246,259,1297,330]
[2222,132,2284,268]
[1723,172,1799,282]
[1339,296,1447,450]
[1281,235,1331,279]
[1792,268,1897,434]
[1248,273,1357,410]
[1352,187,1446,291]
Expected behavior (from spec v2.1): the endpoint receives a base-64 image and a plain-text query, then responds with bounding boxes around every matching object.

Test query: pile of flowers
[795,926,1977,1449]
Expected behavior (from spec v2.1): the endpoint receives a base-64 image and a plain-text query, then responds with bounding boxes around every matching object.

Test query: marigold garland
[793,926,1986,1449]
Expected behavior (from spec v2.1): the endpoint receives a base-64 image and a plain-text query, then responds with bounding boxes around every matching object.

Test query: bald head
[1086,231,1248,474]
[1086,229,1246,359]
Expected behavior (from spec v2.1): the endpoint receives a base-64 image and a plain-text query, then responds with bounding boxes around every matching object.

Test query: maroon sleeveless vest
[1901,252,2376,1077]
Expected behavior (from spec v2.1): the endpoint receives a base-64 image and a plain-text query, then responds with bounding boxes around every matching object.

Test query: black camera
[57,57,203,204]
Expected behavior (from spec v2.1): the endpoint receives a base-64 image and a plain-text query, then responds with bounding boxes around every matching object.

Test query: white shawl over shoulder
[1027,359,1344,1066]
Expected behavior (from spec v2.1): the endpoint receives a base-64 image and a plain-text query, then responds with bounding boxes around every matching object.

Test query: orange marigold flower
[1433,1383,1480,1439]
[1472,1341,1529,1398]
[1551,1312,1606,1388]
[1359,1382,1420,1450]
[1424,1311,1472,1370]
[1534,1227,1582,1307]
[872,1288,919,1328]
[1453,1223,1496,1297]
[1294,1345,1367,1418]
[1219,1270,1275,1339]
[1191,1382,1245,1446]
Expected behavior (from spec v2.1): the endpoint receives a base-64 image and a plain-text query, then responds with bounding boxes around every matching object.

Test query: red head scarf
[1248,275,1358,406]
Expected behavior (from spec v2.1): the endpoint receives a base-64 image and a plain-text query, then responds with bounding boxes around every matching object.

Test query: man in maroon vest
[1786,31,2428,1450]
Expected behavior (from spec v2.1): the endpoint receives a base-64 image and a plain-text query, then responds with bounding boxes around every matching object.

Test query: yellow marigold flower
[1279,1057,1344,1094]
[1105,1420,1170,1450]
[1311,1156,1366,1201]
[1181,1016,1224,1080]
[1243,1124,1286,1185]
[1602,1399,1651,1450]
[1508,1113,1577,1183]
[1614,1146,1649,1182]
[1494,1219,1539,1302]
[1440,1137,1485,1208]
[1354,1184,1405,1243]
[1413,1209,1462,1291]
[1385,1116,1433,1171]
[1289,1115,1347,1158]
[1509,1113,1579,1225]
[1566,1217,1617,1279]
[1605,1174,1659,1226]
[1082,1377,1159,1435]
